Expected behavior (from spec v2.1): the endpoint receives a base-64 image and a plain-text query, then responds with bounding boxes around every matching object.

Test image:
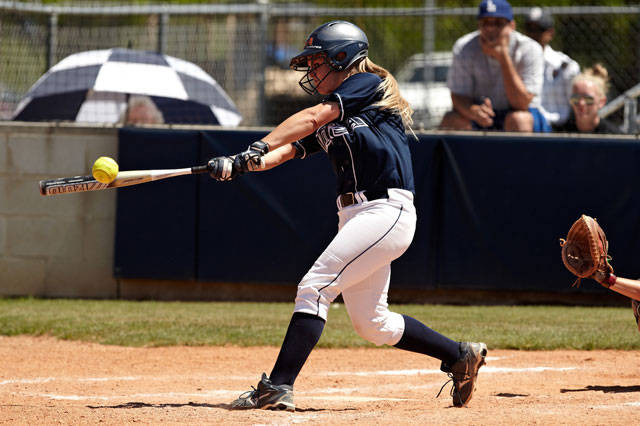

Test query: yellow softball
[92,156,119,184]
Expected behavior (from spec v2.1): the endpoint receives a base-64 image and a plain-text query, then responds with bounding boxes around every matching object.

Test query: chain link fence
[1,1,639,130]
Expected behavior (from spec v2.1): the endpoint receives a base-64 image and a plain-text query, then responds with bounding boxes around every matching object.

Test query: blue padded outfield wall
[114,128,640,293]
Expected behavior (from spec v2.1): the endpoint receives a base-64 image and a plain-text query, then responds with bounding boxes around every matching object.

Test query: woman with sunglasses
[556,64,622,134]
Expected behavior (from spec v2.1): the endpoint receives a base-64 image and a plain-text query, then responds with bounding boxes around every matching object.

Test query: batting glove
[248,140,270,156]
[234,149,265,173]
[207,156,237,181]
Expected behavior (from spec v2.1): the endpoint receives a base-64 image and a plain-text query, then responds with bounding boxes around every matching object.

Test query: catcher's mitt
[559,214,614,287]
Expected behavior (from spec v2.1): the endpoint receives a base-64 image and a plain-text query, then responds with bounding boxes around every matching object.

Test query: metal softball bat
[38,165,209,196]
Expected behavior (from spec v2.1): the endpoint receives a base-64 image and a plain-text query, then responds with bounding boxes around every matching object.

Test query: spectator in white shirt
[524,7,580,128]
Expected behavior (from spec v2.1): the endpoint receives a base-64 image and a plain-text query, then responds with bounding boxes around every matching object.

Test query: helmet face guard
[291,54,335,95]
[290,21,368,95]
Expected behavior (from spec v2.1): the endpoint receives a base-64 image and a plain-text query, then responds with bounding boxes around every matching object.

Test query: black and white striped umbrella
[12,48,242,126]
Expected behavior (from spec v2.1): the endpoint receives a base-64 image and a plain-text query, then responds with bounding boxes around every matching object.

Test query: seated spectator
[122,95,164,125]
[439,0,550,132]
[555,64,622,134]
[524,7,580,128]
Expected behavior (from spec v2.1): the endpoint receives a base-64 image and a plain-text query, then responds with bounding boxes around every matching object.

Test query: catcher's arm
[560,214,640,299]
[597,274,640,300]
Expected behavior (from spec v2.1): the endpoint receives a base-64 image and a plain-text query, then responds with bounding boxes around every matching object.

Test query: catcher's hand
[559,214,614,288]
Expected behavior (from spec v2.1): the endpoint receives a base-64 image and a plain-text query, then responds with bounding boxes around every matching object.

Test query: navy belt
[338,189,388,208]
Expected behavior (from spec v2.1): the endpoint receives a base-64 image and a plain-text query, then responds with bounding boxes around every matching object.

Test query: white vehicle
[397,52,453,130]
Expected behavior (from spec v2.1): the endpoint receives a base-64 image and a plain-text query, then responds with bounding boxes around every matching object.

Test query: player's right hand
[248,140,270,156]
[233,149,265,173]
[207,156,237,181]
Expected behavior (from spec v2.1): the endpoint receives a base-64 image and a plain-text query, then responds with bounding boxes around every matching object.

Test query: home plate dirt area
[1,336,638,425]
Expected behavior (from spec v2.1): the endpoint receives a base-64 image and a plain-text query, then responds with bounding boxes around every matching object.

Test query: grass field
[0,297,638,350]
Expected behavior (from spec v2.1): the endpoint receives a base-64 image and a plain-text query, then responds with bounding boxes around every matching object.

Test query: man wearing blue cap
[440,0,549,132]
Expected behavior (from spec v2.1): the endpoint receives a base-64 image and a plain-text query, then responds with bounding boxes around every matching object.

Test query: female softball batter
[207,20,487,410]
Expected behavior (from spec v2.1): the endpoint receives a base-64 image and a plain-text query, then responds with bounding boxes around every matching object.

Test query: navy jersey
[295,72,415,195]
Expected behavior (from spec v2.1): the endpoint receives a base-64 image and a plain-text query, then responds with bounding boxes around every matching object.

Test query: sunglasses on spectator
[569,94,596,106]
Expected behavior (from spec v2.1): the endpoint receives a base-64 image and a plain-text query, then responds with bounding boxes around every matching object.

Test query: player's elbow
[300,103,340,131]
[290,107,321,133]
[304,108,323,131]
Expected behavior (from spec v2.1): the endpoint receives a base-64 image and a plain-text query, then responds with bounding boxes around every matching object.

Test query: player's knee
[504,111,533,132]
[352,321,386,346]
[294,288,337,322]
[350,311,403,346]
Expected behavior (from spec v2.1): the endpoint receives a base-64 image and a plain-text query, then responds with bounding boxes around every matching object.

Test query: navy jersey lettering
[296,72,415,195]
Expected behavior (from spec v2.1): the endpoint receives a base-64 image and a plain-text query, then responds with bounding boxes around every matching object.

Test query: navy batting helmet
[290,21,369,94]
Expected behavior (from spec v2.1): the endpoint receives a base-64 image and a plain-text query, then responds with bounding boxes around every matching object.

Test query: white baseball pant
[294,188,416,346]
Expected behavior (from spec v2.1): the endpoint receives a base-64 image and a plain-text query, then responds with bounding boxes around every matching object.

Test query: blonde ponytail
[354,58,414,129]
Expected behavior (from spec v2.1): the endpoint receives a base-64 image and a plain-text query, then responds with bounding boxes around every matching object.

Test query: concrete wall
[0,122,119,298]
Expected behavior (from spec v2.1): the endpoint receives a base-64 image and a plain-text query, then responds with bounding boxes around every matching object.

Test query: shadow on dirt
[294,407,357,412]
[87,401,358,412]
[494,392,530,398]
[560,385,640,394]
[88,402,223,409]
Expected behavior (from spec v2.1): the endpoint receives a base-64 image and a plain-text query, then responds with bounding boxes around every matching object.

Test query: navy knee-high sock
[269,312,325,386]
[393,315,460,365]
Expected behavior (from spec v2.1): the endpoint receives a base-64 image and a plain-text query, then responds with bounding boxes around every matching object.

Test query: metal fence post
[423,0,435,83]
[157,13,169,54]
[257,0,269,126]
[623,96,638,134]
[46,13,58,71]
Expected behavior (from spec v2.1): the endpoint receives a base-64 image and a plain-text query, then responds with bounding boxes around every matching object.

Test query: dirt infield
[1,336,638,425]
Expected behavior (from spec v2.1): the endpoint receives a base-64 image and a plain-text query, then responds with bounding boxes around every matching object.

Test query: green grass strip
[0,298,638,349]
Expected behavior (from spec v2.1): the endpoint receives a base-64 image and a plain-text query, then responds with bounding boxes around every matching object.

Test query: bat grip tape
[191,165,209,174]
